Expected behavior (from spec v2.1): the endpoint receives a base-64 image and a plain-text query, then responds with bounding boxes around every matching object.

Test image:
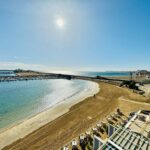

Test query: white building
[93,110,150,150]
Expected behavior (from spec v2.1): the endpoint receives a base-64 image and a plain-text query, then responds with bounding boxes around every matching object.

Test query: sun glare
[56,18,65,28]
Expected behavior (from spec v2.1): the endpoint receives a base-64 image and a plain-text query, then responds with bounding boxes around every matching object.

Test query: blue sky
[0,0,150,71]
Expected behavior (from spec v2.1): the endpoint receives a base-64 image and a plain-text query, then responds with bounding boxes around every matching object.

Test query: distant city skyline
[0,0,150,71]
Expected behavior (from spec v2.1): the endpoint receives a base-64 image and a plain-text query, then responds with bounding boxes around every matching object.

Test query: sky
[0,0,150,71]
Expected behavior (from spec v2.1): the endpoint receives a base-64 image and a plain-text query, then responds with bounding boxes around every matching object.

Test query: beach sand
[0,81,99,149]
[139,84,150,97]
[2,81,150,150]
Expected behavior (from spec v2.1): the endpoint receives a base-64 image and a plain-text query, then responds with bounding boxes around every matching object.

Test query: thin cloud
[14,56,31,60]
[0,61,49,72]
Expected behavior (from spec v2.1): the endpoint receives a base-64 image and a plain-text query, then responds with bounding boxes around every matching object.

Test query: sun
[56,18,65,28]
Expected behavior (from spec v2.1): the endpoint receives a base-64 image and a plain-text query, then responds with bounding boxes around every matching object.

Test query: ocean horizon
[0,70,130,77]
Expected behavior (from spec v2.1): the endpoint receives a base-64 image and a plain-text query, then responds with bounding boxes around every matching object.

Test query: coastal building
[134,70,150,79]
[62,109,150,150]
[93,110,150,150]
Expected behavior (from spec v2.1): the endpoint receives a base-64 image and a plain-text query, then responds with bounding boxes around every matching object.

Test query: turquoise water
[50,71,130,77]
[75,71,130,77]
[0,70,129,129]
[0,79,91,129]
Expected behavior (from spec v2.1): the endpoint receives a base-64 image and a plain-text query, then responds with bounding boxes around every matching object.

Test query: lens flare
[56,18,64,28]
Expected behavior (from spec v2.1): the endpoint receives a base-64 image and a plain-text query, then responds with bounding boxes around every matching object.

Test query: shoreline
[3,81,150,150]
[0,81,99,149]
[0,80,95,133]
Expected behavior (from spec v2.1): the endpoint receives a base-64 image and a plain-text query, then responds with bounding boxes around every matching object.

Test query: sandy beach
[0,81,99,149]
[1,0,150,149]
[3,81,150,150]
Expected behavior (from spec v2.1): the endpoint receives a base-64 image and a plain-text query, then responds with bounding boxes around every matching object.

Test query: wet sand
[3,81,150,150]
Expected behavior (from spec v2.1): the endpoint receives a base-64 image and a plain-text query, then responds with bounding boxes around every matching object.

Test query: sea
[0,70,129,129]
[59,71,130,77]
[0,79,98,130]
